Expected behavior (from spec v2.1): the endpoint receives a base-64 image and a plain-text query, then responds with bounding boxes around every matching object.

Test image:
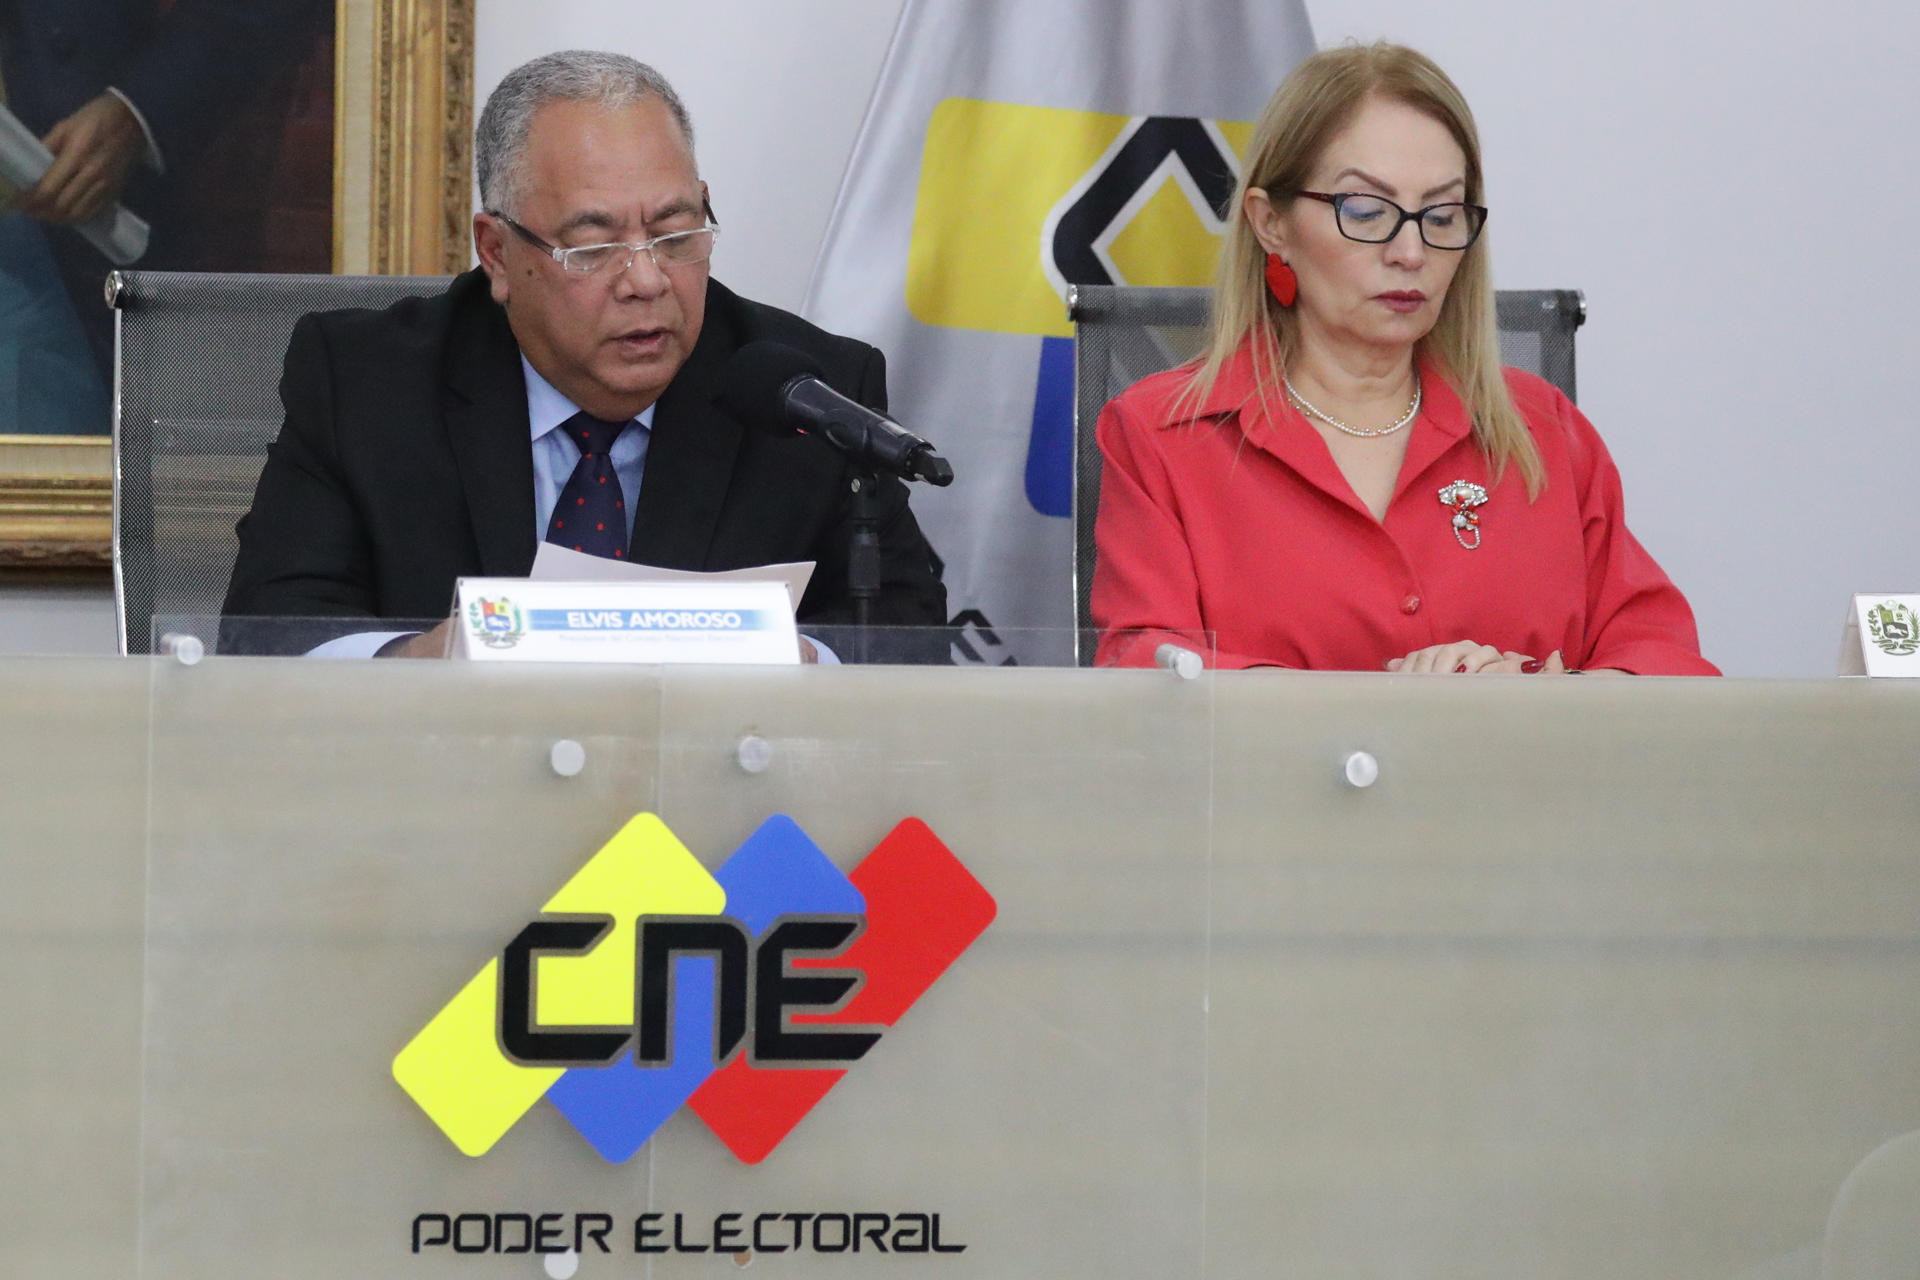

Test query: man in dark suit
[223,51,944,657]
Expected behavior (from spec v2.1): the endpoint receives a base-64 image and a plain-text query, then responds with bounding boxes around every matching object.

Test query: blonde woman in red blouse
[1091,43,1717,676]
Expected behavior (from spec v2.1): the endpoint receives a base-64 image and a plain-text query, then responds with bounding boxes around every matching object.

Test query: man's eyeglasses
[489,205,720,275]
[1296,191,1487,250]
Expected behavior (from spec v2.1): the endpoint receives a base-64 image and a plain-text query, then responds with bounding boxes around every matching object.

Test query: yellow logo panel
[908,99,1251,338]
[390,814,724,1156]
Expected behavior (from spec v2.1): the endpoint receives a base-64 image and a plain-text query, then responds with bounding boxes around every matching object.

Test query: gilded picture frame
[0,0,474,574]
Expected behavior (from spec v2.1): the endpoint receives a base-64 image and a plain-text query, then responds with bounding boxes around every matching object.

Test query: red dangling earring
[1263,254,1298,307]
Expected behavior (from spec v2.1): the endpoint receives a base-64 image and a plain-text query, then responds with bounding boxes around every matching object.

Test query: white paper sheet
[530,544,815,610]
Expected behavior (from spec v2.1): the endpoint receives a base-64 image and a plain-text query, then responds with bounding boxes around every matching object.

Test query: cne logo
[906,99,1250,518]
[392,814,995,1164]
[907,100,1249,338]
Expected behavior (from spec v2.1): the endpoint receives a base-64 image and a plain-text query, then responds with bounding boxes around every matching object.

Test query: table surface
[3,659,1917,1278]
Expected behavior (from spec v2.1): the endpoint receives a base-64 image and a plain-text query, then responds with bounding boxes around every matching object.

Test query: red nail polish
[1520,659,1543,674]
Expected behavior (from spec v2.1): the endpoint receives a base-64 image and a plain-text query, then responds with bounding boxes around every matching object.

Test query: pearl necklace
[1284,376,1422,439]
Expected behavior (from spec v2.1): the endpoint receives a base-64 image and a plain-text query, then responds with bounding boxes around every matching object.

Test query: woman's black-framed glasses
[1297,191,1487,250]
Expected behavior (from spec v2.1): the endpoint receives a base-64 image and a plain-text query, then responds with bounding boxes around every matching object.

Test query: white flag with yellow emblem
[804,0,1314,661]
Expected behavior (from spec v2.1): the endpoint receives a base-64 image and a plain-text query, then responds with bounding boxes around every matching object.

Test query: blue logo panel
[1024,335,1075,518]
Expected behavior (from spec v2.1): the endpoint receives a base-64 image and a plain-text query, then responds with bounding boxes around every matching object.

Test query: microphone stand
[847,470,883,665]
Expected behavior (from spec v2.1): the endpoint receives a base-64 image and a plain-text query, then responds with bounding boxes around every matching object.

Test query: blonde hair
[1193,41,1544,497]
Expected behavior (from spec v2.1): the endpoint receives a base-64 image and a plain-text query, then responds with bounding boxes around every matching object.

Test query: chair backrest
[110,270,452,654]
[1067,285,1585,663]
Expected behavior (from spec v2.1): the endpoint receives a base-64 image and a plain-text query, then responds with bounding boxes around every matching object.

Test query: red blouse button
[1400,594,1422,615]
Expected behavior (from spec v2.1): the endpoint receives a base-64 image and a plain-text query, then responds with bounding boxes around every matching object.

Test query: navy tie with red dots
[544,410,631,561]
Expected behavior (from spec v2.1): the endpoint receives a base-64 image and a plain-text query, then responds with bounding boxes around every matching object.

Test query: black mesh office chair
[110,270,452,654]
[1067,285,1585,663]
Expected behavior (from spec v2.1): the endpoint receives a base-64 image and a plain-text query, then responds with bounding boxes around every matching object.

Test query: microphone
[720,341,955,486]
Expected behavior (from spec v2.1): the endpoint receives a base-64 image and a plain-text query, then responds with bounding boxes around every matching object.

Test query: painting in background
[0,1,336,437]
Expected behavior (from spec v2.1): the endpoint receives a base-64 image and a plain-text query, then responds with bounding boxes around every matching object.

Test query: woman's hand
[1386,643,1570,674]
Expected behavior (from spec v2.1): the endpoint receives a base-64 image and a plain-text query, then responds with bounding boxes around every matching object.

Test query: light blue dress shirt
[524,356,653,548]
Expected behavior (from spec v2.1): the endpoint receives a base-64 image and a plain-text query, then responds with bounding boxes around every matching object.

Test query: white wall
[475,1,1920,675]
[0,582,118,655]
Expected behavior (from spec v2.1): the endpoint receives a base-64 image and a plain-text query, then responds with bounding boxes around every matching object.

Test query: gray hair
[476,50,696,216]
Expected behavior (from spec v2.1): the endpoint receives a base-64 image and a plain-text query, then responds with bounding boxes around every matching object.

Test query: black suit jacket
[223,270,946,637]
